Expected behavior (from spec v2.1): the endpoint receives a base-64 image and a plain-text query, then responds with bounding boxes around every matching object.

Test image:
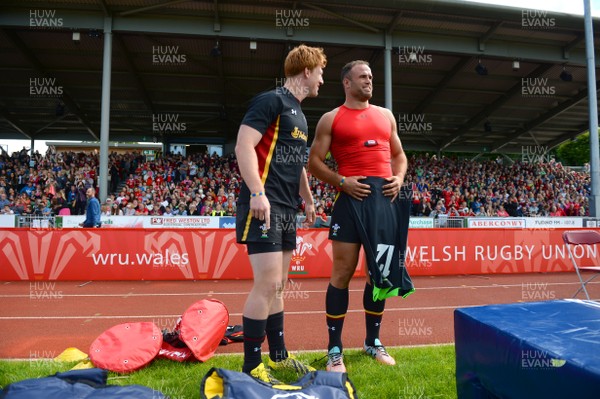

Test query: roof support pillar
[584,0,600,217]
[384,31,393,112]
[99,16,113,204]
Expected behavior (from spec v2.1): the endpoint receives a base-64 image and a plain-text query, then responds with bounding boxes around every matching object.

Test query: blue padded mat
[455,299,600,399]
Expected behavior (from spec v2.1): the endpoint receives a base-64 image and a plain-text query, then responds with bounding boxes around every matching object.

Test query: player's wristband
[251,191,264,198]
[339,176,345,187]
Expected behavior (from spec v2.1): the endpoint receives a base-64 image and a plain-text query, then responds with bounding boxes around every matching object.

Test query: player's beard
[356,88,372,102]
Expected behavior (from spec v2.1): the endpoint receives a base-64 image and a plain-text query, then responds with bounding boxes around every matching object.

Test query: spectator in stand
[416,199,432,216]
[188,203,200,216]
[0,193,10,209]
[22,203,33,215]
[123,202,136,216]
[20,181,35,197]
[458,202,475,217]
[74,182,87,215]
[211,202,226,217]
[481,204,495,217]
[528,201,540,216]
[549,204,565,217]
[1,204,13,215]
[1,146,591,220]
[429,202,444,218]
[496,204,509,217]
[136,202,149,216]
[447,204,461,217]
[223,194,236,216]
[110,202,123,216]
[67,185,77,206]
[201,194,215,215]
[313,205,330,228]
[100,203,111,216]
[126,174,137,189]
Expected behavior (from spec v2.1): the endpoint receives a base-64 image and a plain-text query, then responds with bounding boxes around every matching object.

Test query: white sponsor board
[60,215,221,228]
[0,215,16,227]
[409,217,434,228]
[145,216,219,228]
[524,217,583,229]
[60,215,144,228]
[468,218,526,228]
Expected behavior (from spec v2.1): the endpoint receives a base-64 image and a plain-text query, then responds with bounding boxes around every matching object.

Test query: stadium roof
[0,0,598,154]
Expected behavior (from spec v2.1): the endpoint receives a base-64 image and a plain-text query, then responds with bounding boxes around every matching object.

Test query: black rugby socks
[326,283,349,351]
[364,282,386,346]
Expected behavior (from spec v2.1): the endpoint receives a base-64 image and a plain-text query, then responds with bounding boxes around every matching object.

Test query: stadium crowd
[0,146,591,218]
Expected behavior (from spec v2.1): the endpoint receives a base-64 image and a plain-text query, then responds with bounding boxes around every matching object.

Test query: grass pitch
[0,344,456,399]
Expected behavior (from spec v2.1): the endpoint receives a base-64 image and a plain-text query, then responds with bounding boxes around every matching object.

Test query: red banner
[0,228,364,281]
[0,228,597,281]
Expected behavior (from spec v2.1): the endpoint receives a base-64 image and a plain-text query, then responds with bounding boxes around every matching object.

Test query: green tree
[556,132,592,166]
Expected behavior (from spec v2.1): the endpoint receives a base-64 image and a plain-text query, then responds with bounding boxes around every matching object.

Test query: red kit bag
[89,322,162,373]
[178,299,229,362]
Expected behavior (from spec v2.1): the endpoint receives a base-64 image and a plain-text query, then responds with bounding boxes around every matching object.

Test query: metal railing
[16,214,57,228]
[433,216,466,228]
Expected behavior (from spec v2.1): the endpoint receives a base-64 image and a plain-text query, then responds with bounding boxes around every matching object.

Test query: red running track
[0,273,598,359]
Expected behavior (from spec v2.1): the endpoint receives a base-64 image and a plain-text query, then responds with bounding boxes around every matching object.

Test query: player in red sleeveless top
[308,60,412,372]
[329,104,392,178]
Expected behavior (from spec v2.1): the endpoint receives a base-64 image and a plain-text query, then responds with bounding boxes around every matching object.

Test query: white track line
[0,303,573,320]
[0,281,593,298]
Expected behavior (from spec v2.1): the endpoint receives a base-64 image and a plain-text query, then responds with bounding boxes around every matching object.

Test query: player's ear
[342,77,351,89]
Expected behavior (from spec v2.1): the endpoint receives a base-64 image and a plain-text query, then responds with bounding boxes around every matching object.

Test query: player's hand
[304,202,316,226]
[250,195,270,229]
[342,176,370,200]
[383,175,404,202]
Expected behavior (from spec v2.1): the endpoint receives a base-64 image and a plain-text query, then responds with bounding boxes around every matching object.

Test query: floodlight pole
[98,16,113,204]
[584,0,600,217]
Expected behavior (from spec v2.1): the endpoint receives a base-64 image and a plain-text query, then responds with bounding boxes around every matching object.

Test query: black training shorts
[236,202,297,254]
[328,177,399,243]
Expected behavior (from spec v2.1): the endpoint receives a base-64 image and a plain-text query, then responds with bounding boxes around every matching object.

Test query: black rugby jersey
[238,87,308,208]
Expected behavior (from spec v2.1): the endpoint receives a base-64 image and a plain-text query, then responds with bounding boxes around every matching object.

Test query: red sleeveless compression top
[330,105,392,177]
